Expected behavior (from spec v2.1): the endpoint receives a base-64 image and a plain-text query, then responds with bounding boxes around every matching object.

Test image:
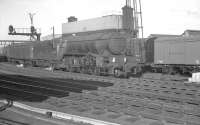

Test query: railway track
[0,74,113,102]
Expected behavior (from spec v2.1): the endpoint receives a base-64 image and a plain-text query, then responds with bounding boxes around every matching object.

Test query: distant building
[149,29,200,38]
[62,5,136,36]
[182,30,200,37]
[62,15,123,35]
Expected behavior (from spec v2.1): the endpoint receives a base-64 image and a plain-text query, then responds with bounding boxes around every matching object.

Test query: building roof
[183,29,200,37]
[155,36,200,43]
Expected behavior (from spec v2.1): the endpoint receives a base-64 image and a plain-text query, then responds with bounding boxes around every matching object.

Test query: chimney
[122,5,134,31]
[68,16,78,23]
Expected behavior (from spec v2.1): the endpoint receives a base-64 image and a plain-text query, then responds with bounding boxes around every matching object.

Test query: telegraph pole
[52,26,55,48]
[132,0,143,38]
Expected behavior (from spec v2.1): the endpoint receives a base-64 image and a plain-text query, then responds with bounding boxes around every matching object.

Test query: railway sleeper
[106,105,123,113]
[184,98,200,106]
[135,91,157,100]
[163,95,183,104]
[144,104,162,115]
[184,109,199,116]
[163,107,184,119]
[122,108,140,117]
[185,115,200,125]
[156,94,171,102]
[130,101,146,110]
[163,117,185,124]
[92,103,105,110]
[149,121,164,125]
[75,106,91,113]
[91,110,106,115]
[140,111,161,120]
[144,108,162,115]
[186,121,200,125]
[185,114,200,123]
[124,116,140,123]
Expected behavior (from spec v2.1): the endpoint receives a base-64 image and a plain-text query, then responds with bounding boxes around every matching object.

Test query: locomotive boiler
[60,30,145,76]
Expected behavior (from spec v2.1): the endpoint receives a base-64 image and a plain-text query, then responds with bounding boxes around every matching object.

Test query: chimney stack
[122,1,134,31]
[68,16,78,23]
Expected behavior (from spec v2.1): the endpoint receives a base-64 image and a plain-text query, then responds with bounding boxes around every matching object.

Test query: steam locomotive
[3,29,145,77]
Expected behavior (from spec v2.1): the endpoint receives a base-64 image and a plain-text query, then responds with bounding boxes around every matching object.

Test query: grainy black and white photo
[0,0,200,125]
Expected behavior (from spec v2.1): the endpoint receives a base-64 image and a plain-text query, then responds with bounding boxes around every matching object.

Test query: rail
[0,100,120,125]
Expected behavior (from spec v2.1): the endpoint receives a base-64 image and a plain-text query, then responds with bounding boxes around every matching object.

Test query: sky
[0,0,200,40]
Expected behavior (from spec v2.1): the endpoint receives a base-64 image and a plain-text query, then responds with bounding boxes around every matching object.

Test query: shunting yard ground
[0,63,200,125]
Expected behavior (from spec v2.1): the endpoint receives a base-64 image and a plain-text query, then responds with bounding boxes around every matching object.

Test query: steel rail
[13,74,97,90]
[0,79,70,96]
[0,85,49,99]
[0,74,83,93]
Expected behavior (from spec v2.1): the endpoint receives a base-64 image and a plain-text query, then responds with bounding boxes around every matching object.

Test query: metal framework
[8,12,41,41]
[133,0,143,38]
[8,27,41,41]
[126,0,143,38]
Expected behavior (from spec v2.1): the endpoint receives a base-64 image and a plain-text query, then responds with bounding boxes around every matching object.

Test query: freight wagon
[0,46,7,62]
[5,41,59,67]
[146,36,200,75]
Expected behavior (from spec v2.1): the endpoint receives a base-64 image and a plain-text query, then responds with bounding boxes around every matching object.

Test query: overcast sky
[0,0,200,40]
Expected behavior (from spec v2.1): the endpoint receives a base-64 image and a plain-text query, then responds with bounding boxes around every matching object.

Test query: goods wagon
[0,46,7,62]
[154,36,200,65]
[5,40,59,67]
[146,36,200,74]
